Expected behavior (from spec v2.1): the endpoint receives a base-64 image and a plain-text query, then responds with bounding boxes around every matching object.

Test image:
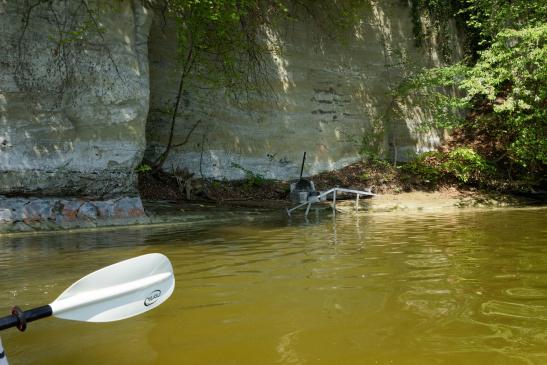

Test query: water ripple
[0,207,546,364]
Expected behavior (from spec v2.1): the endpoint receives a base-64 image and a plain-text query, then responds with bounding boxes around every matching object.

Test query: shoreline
[1,189,544,234]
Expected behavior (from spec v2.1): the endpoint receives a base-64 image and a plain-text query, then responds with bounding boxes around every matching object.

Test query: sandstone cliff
[146,1,461,180]
[0,1,152,197]
[1,0,461,205]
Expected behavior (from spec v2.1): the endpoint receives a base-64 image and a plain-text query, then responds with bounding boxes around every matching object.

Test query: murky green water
[1,208,546,364]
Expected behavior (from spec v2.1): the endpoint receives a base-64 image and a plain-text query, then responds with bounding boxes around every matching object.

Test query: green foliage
[359,132,383,160]
[358,172,370,182]
[164,0,270,93]
[162,0,371,93]
[398,63,470,129]
[404,148,493,185]
[136,163,152,173]
[401,1,547,177]
[230,163,266,188]
[411,0,547,60]
[409,0,465,62]
[210,180,222,190]
[283,1,371,39]
[467,25,546,168]
[442,147,493,183]
[460,0,547,53]
[403,151,444,184]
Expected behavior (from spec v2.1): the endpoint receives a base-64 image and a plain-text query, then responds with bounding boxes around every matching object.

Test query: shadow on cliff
[143,1,448,182]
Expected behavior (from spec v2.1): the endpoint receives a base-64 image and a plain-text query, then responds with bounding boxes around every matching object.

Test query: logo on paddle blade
[144,290,162,306]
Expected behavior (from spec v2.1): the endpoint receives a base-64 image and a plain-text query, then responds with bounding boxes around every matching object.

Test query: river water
[0,207,546,364]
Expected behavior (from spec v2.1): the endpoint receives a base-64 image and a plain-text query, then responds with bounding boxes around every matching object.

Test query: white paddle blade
[50,253,174,322]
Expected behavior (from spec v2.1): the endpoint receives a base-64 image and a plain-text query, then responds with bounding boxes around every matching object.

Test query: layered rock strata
[0,1,152,197]
[146,1,461,180]
[0,1,153,230]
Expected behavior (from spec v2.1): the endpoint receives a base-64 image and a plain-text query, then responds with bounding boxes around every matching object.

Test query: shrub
[403,151,444,184]
[441,147,493,183]
[404,148,494,185]
[231,163,266,188]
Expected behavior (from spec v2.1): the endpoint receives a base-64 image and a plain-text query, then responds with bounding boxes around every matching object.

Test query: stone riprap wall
[0,196,146,232]
[0,1,152,197]
[146,1,462,180]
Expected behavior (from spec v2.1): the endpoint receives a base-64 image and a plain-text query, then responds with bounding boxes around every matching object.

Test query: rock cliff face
[146,1,461,180]
[0,0,461,214]
[0,1,152,197]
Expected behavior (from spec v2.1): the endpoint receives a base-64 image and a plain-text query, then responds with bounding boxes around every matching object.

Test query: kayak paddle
[0,253,175,332]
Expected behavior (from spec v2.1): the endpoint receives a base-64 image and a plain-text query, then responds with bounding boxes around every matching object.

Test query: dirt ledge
[197,188,545,214]
[355,189,543,214]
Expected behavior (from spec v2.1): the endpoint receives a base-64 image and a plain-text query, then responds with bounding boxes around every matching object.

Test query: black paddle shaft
[0,305,52,332]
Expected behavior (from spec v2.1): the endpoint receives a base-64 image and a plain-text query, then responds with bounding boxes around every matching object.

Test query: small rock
[77,202,98,220]
[22,200,55,222]
[113,197,145,218]
[95,200,114,218]
[0,208,13,223]
[61,200,85,221]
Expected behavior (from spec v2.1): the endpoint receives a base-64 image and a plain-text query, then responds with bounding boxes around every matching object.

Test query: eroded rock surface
[146,1,462,180]
[0,1,153,197]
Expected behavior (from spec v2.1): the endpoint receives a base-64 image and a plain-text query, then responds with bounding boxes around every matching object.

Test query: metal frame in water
[286,187,376,217]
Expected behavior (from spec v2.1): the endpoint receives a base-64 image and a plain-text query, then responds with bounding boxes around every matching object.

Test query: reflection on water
[0,208,546,364]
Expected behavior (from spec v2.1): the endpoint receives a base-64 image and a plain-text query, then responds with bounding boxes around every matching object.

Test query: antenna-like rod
[299,152,307,179]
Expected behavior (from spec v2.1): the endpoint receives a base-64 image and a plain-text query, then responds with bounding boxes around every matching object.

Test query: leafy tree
[401,0,546,185]
[460,0,547,53]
